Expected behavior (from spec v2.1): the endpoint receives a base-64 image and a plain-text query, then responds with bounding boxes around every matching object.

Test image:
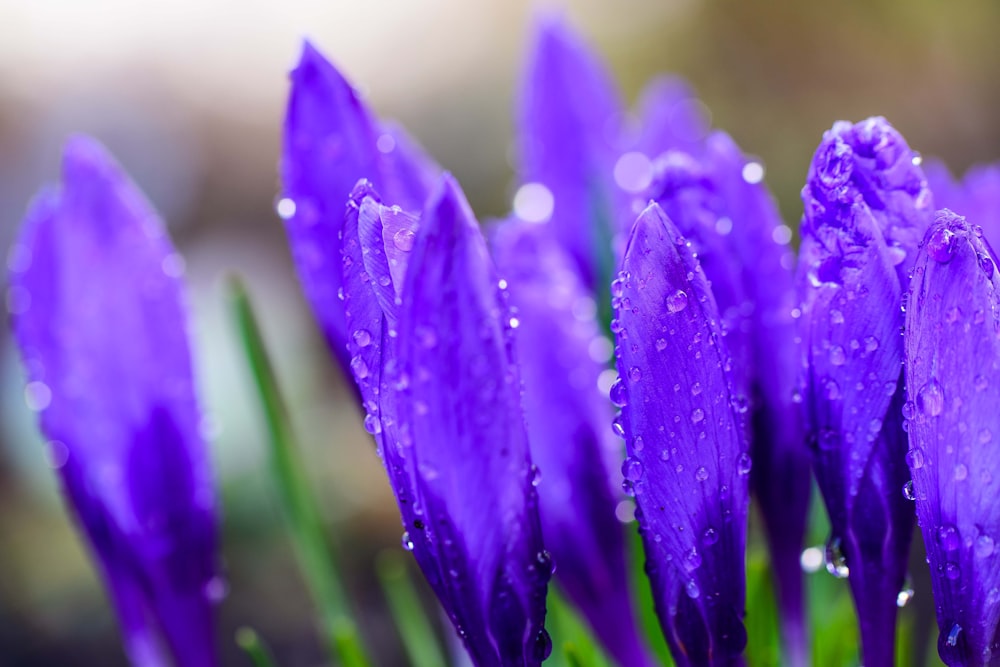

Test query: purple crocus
[491,219,653,666]
[341,175,551,665]
[612,202,750,665]
[8,137,218,667]
[643,133,811,663]
[281,39,438,380]
[925,160,1000,244]
[904,211,1000,666]
[797,117,932,665]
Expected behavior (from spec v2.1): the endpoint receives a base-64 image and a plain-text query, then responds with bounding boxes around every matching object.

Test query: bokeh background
[2,0,1000,664]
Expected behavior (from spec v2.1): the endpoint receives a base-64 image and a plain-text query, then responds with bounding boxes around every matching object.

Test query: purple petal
[703,131,812,664]
[281,40,437,381]
[613,202,749,666]
[491,219,654,666]
[797,117,929,666]
[385,175,550,664]
[905,211,1000,666]
[516,14,625,288]
[926,158,1000,247]
[634,76,711,158]
[9,136,217,667]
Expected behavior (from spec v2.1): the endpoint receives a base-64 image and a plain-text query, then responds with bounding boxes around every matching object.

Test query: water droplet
[532,628,553,661]
[536,550,555,577]
[611,415,626,438]
[737,452,752,475]
[684,547,703,571]
[829,346,846,366]
[628,367,642,382]
[509,317,520,329]
[906,447,925,470]
[980,429,993,445]
[926,226,958,263]
[695,466,709,482]
[938,525,961,551]
[685,579,701,599]
[864,336,879,353]
[825,537,849,578]
[622,457,643,482]
[275,197,297,220]
[632,435,645,453]
[975,375,990,392]
[830,309,845,324]
[690,382,702,396]
[530,465,542,487]
[353,329,373,347]
[665,289,688,314]
[363,413,382,435]
[703,527,719,546]
[945,562,961,580]
[980,253,996,277]
[917,379,945,416]
[896,580,915,608]
[655,338,668,351]
[946,624,962,647]
[902,480,916,500]
[825,379,841,401]
[608,379,628,406]
[954,464,969,481]
[977,535,995,558]
[24,381,51,412]
[350,355,370,379]
[691,408,705,424]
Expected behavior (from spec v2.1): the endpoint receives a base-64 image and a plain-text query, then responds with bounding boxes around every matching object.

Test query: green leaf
[235,627,278,667]
[375,550,448,667]
[228,277,371,667]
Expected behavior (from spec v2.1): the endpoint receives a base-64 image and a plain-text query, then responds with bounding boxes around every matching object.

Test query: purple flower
[612,202,750,665]
[644,131,811,663]
[491,220,653,666]
[516,15,625,290]
[904,211,1000,666]
[797,117,933,665]
[925,159,1000,245]
[8,137,218,667]
[341,175,551,665]
[281,40,438,382]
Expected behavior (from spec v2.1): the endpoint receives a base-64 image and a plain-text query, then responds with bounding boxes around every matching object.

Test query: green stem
[235,628,278,667]
[375,551,448,667]
[228,277,371,667]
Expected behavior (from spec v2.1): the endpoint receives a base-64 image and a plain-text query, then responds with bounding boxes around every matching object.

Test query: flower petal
[516,14,624,288]
[926,158,1000,247]
[797,117,930,666]
[9,136,217,667]
[613,202,749,666]
[395,175,551,665]
[905,211,1000,666]
[281,40,437,380]
[491,219,653,666]
[635,76,710,157]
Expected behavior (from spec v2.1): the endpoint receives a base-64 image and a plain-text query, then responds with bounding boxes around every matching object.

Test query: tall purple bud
[797,117,932,665]
[9,137,218,667]
[905,211,1000,666]
[612,202,750,666]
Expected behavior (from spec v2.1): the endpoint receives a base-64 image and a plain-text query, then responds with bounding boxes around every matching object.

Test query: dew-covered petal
[281,40,437,379]
[516,14,624,288]
[797,117,929,666]
[905,211,1000,666]
[9,136,217,667]
[704,131,812,663]
[492,219,653,666]
[613,202,749,666]
[396,175,550,665]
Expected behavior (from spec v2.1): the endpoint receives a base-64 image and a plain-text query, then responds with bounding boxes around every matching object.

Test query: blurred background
[2,0,1000,664]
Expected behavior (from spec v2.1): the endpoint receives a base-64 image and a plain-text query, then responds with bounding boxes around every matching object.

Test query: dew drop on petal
[695,466,709,482]
[691,408,705,424]
[665,289,688,313]
[917,379,944,416]
[926,226,957,263]
[946,624,962,647]
[353,329,373,347]
[401,531,414,551]
[685,579,700,599]
[737,452,752,475]
[622,457,643,482]
[976,535,995,559]
[902,480,916,501]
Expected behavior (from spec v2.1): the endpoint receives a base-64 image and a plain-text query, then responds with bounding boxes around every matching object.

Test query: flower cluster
[10,14,1000,667]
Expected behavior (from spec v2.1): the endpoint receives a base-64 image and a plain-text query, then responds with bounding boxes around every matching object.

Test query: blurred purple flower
[904,211,1000,666]
[341,175,551,665]
[796,117,932,665]
[280,40,439,384]
[644,133,811,664]
[9,136,218,667]
[925,159,1000,245]
[611,202,750,665]
[491,219,654,666]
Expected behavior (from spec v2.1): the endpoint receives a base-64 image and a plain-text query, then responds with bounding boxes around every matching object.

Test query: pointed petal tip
[61,134,116,182]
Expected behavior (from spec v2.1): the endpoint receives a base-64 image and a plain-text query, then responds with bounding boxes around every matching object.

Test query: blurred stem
[235,628,278,667]
[375,551,448,667]
[229,277,371,667]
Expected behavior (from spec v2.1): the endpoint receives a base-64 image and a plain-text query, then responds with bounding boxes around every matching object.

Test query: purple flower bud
[9,136,218,667]
[341,175,551,665]
[905,211,1000,666]
[281,40,438,386]
[613,202,749,666]
[491,219,655,666]
[797,117,932,665]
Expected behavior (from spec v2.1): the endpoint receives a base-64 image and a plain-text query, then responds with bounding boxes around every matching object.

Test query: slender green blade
[375,550,448,667]
[228,277,371,667]
[235,628,278,667]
